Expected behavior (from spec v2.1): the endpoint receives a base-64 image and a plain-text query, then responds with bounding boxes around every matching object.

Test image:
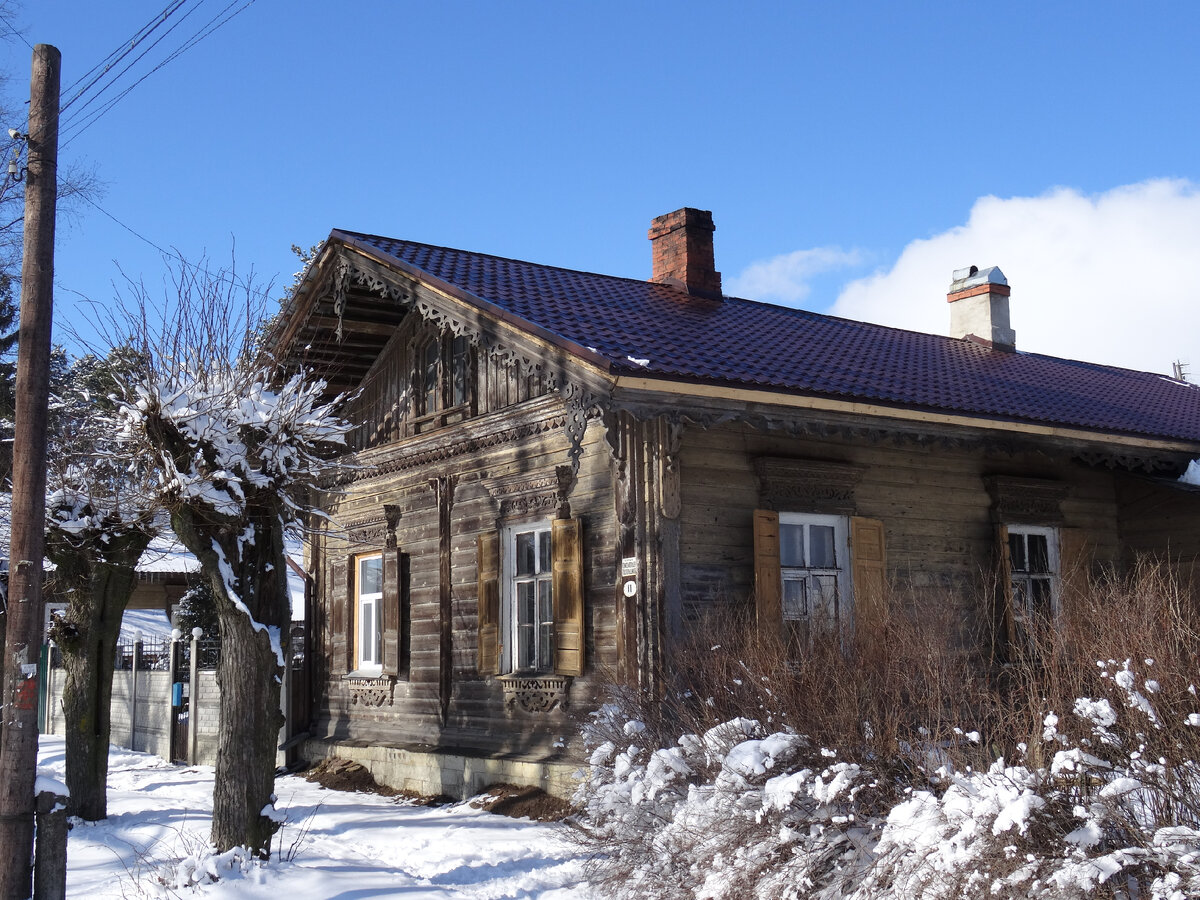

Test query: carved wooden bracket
[499,675,570,713]
[345,673,396,707]
[984,475,1069,524]
[755,457,865,514]
[383,504,402,550]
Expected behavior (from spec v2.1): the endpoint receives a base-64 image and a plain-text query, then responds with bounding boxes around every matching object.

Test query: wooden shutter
[329,554,354,674]
[753,509,782,632]
[476,532,501,676]
[552,517,585,677]
[1057,527,1090,622]
[850,517,887,635]
[996,524,1016,650]
[381,548,402,676]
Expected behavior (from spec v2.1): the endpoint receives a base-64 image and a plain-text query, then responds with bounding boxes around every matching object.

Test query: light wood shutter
[1057,527,1090,622]
[850,517,887,635]
[996,524,1016,650]
[753,509,782,632]
[381,548,402,676]
[476,532,501,676]
[552,517,585,676]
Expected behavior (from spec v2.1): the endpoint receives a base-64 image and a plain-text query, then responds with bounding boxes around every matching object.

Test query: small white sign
[621,557,638,578]
[623,580,638,598]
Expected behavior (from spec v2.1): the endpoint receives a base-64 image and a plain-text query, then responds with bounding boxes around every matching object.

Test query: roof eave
[332,230,616,376]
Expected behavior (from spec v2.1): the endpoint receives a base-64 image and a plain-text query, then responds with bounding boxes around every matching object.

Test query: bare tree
[44,349,159,820]
[115,262,347,855]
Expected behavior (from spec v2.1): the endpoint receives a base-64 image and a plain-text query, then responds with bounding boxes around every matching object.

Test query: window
[355,552,383,671]
[1005,524,1059,627]
[779,513,849,631]
[753,510,887,640]
[506,524,554,673]
[417,333,472,425]
[476,517,585,678]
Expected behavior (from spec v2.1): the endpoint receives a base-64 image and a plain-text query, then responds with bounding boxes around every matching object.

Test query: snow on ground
[37,736,592,899]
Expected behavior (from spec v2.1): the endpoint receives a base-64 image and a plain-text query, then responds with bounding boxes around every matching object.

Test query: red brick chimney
[648,208,722,300]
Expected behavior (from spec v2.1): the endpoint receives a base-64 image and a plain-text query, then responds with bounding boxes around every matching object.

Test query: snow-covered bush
[576,566,1200,898]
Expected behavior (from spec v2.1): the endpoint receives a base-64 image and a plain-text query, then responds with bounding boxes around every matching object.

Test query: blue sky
[10,2,1200,374]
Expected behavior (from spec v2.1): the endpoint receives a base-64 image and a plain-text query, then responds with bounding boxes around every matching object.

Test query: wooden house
[268,208,1200,798]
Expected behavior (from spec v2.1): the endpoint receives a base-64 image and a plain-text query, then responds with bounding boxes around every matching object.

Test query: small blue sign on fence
[171,682,183,707]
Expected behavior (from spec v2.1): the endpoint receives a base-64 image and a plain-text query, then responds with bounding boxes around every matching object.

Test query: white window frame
[1006,524,1060,625]
[355,552,383,673]
[778,512,851,633]
[500,520,554,675]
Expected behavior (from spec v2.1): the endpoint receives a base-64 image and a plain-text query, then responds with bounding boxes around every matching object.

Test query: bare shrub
[576,563,1200,899]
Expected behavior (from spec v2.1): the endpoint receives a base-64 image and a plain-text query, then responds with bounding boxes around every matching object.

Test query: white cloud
[829,179,1200,377]
[727,246,863,304]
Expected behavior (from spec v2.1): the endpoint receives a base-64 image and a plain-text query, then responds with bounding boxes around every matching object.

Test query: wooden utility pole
[0,43,60,900]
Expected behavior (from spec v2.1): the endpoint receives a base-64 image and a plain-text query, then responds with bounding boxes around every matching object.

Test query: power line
[59,0,259,150]
[59,0,192,114]
[77,192,273,300]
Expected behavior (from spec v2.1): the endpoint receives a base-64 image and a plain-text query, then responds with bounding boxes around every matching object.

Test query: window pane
[517,581,535,625]
[1030,577,1053,618]
[539,621,553,670]
[780,524,804,568]
[516,532,535,576]
[812,575,838,623]
[359,556,382,595]
[517,623,534,670]
[809,525,836,569]
[538,577,553,626]
[1009,533,1027,573]
[1012,580,1028,614]
[360,599,376,665]
[782,578,807,621]
[1028,534,1050,574]
[450,336,469,406]
[538,531,551,575]
[423,340,440,412]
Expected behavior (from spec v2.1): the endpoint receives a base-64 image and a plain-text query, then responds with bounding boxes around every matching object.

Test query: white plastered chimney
[947,265,1015,351]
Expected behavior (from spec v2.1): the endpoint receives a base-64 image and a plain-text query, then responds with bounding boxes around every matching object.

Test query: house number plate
[623,580,638,597]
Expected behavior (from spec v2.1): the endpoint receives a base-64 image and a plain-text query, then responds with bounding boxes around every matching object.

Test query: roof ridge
[333,228,659,289]
[334,228,1191,386]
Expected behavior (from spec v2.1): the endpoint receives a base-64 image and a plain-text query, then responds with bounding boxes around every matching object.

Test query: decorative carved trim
[346,518,388,546]
[562,381,602,472]
[383,505,402,550]
[984,475,1069,524]
[487,470,562,520]
[755,456,865,514]
[660,417,684,520]
[330,397,573,485]
[499,675,570,713]
[345,673,396,707]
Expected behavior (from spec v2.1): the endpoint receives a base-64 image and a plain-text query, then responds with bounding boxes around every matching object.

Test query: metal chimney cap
[950,265,1007,291]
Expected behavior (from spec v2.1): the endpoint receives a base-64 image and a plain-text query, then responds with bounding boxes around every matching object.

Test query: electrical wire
[59,0,259,151]
[59,0,192,115]
[77,193,272,300]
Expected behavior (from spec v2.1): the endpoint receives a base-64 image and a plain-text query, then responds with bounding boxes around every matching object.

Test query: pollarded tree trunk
[47,532,151,820]
[170,500,289,857]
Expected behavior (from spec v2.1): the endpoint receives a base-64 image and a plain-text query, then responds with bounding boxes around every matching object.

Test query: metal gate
[169,639,190,764]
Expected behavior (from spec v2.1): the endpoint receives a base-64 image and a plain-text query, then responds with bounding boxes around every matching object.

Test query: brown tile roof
[337,230,1200,445]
